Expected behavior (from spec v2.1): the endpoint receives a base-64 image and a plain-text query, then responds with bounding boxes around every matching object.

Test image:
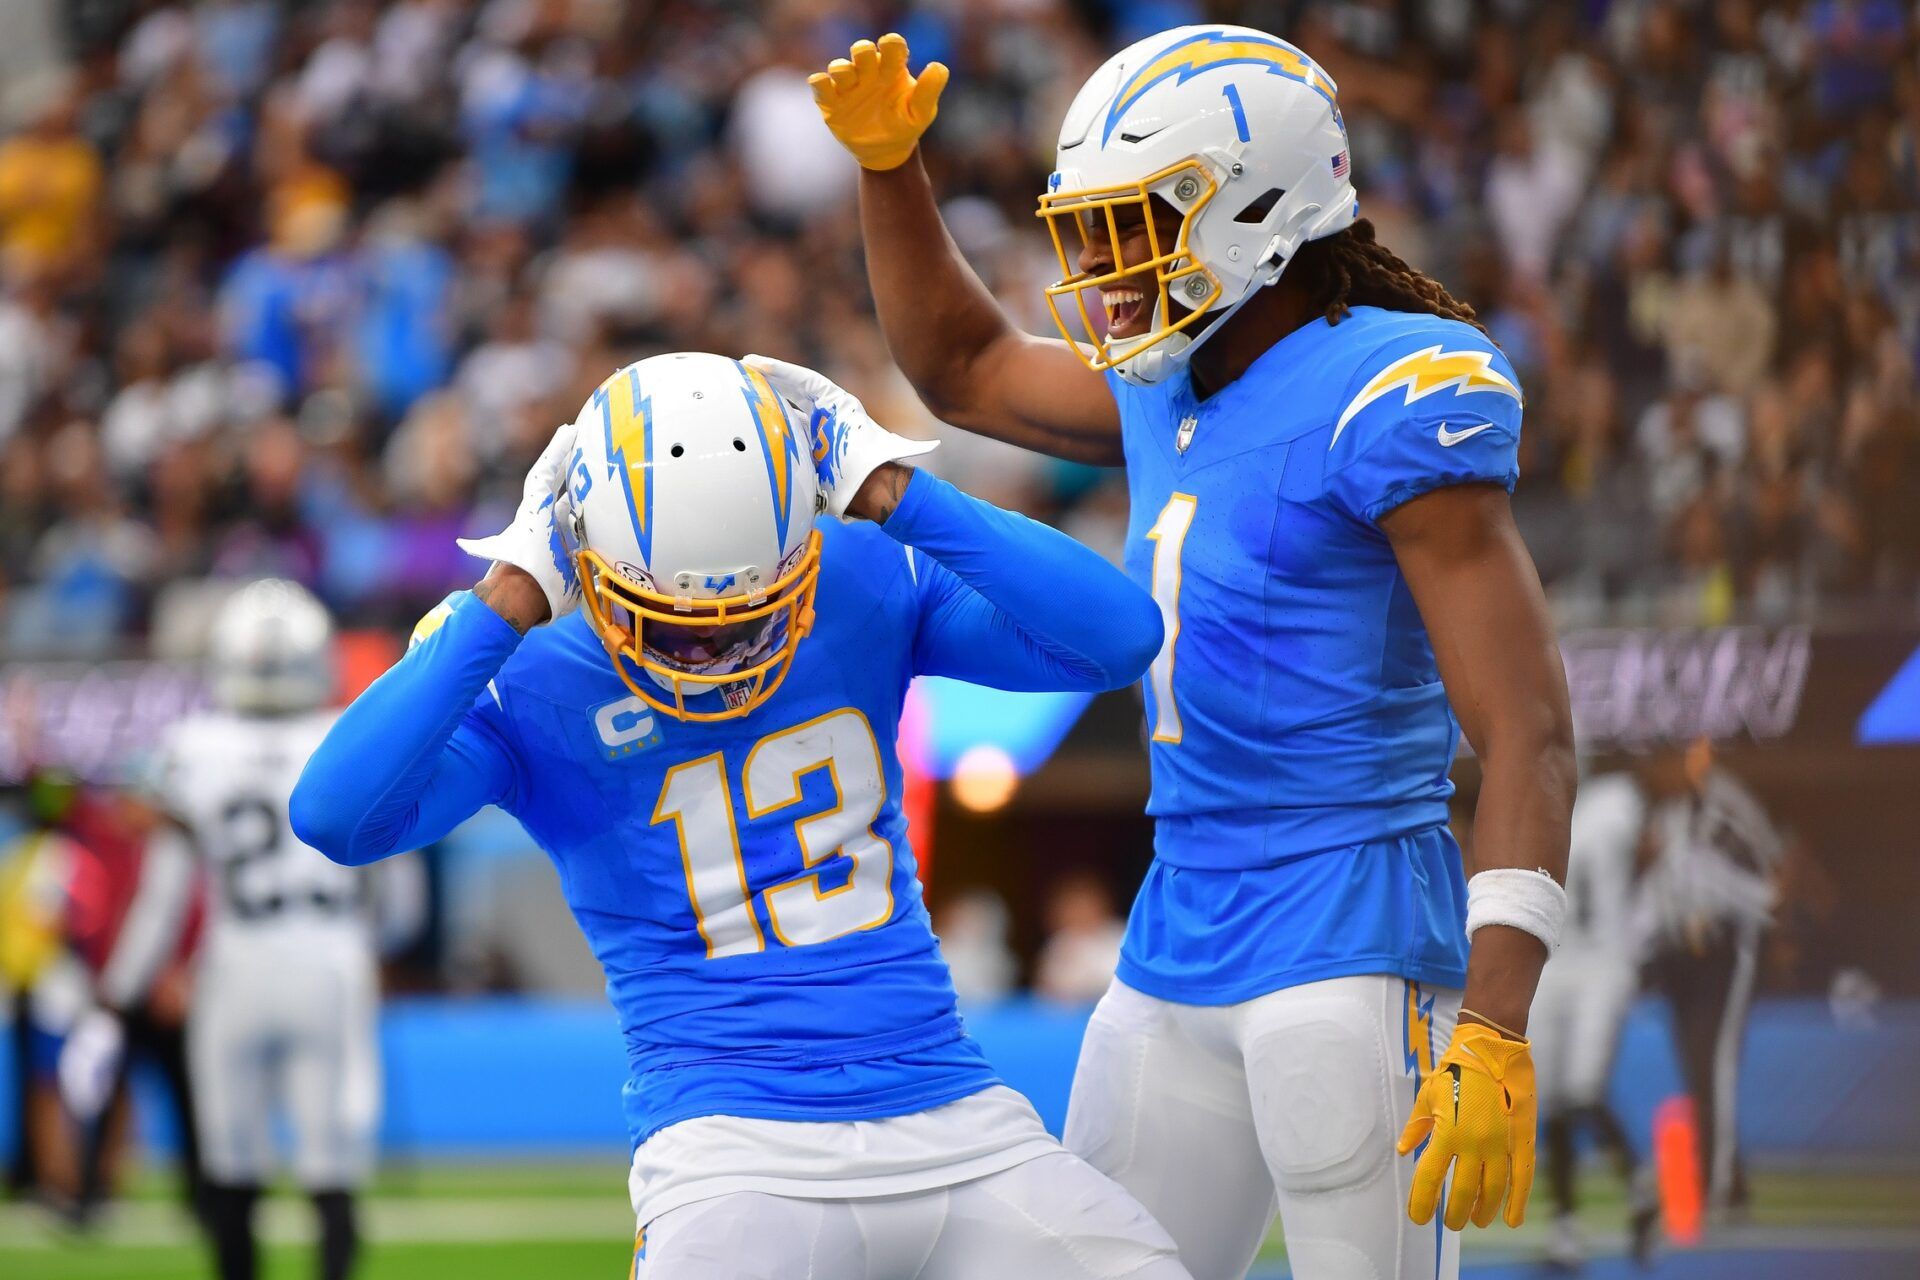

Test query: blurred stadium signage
[2,623,1915,787]
[1562,625,1813,750]
[0,660,207,785]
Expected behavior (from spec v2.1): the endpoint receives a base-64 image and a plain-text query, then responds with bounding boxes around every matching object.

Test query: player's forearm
[861,158,1016,421]
[1462,719,1576,1034]
[861,159,1123,463]
[292,591,521,865]
[880,467,1161,689]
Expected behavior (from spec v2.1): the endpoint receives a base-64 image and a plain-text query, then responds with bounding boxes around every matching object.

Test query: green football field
[3,1165,1916,1279]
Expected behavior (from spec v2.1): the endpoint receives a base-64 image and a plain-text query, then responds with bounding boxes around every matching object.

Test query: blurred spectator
[933,889,1018,1003]
[0,76,101,283]
[1667,245,1777,395]
[217,167,357,405]
[458,291,571,462]
[1034,872,1124,1004]
[0,0,1909,655]
[730,33,858,222]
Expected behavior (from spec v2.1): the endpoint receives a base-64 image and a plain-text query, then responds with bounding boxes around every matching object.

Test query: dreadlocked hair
[1287,218,1486,334]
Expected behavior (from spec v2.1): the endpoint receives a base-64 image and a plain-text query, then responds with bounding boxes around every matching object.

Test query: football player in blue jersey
[290,352,1192,1279]
[811,27,1577,1280]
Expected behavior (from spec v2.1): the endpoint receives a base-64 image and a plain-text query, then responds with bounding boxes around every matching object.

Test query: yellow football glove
[810,33,949,172]
[1396,1021,1538,1231]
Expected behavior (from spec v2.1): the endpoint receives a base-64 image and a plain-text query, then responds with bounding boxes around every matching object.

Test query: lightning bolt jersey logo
[1103,30,1337,145]
[1330,344,1523,449]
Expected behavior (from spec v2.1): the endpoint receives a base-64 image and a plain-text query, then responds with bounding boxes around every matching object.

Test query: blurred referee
[1636,742,1783,1216]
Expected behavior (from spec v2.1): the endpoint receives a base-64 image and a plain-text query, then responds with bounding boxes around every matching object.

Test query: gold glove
[1396,1020,1538,1230]
[810,33,949,172]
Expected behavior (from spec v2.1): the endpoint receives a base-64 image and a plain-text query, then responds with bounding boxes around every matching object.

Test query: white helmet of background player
[208,578,335,714]
[1037,25,1358,386]
[566,352,824,722]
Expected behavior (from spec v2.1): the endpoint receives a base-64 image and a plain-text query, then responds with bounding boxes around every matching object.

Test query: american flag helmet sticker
[1331,151,1349,178]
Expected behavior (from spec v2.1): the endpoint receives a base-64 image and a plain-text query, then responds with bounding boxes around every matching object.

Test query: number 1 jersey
[1110,306,1526,1002]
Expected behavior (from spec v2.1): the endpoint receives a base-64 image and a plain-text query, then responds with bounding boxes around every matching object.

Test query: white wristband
[1465,868,1567,953]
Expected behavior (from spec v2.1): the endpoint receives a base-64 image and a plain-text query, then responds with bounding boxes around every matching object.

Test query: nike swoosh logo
[1437,422,1494,447]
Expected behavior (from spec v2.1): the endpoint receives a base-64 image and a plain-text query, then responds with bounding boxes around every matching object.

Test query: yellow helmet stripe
[1330,345,1522,448]
[1104,30,1335,145]
[738,362,796,547]
[598,364,654,561]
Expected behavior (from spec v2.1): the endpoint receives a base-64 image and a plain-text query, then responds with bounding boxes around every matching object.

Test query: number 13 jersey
[1109,306,1526,1003]
[327,470,1166,1154]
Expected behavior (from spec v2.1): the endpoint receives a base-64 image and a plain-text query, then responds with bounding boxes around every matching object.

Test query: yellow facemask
[576,532,822,723]
[1036,159,1223,375]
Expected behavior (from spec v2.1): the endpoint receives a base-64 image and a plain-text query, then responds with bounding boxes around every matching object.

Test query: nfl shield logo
[1175,414,1198,454]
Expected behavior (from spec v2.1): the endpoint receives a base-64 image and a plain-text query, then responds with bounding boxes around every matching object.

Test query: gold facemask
[1036,159,1222,374]
[576,532,822,722]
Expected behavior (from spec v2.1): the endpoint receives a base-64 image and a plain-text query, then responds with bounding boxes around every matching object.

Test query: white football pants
[1066,975,1462,1280]
[632,1150,1190,1279]
[1529,947,1636,1116]
[189,943,380,1189]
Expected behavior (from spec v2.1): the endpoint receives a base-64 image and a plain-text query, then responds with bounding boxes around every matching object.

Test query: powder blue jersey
[293,471,1161,1150]
[1110,306,1525,1003]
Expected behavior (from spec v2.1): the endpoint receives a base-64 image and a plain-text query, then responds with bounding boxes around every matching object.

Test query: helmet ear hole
[733,438,746,451]
[670,444,685,458]
[1234,188,1286,224]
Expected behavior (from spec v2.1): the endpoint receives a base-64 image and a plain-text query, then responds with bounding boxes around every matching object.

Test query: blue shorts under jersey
[1111,306,1527,1003]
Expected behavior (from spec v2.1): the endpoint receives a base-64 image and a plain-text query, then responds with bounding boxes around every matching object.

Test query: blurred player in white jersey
[158,580,397,1280]
[1636,744,1782,1220]
[1529,771,1657,1267]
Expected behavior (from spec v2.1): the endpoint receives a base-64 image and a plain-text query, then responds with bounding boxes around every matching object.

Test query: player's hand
[811,33,949,172]
[1396,1021,1538,1230]
[457,419,582,624]
[743,354,935,519]
[58,1008,124,1122]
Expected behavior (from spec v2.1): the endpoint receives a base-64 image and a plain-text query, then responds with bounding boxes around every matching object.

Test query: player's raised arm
[291,424,579,865]
[751,357,1159,689]
[814,34,1121,463]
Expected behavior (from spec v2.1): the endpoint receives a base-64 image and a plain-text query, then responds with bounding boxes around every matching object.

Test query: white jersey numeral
[654,754,764,960]
[1145,493,1198,745]
[653,709,894,960]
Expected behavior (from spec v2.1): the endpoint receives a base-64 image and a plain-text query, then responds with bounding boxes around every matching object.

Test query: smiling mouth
[1101,286,1150,337]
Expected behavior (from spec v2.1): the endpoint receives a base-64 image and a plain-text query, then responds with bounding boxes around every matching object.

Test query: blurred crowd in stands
[0,0,1915,660]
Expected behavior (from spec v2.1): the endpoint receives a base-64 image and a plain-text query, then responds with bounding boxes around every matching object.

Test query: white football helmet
[567,352,823,722]
[208,578,335,714]
[1038,25,1358,385]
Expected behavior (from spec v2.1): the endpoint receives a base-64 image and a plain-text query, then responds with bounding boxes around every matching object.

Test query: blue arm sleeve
[291,592,526,866]
[878,469,1163,691]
